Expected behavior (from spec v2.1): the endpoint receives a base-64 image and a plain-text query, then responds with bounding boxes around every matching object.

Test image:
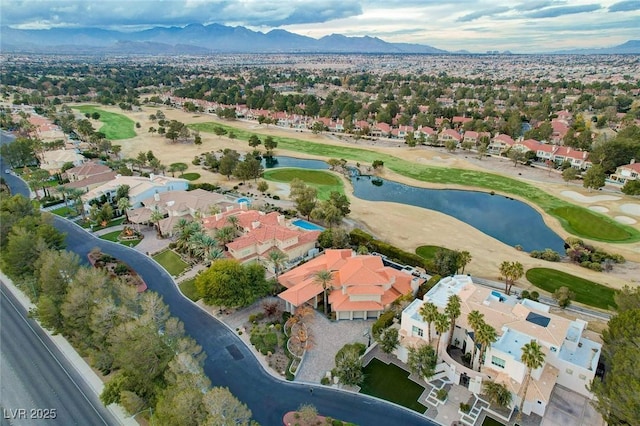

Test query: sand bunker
[620,203,640,216]
[561,191,621,203]
[615,216,637,225]
[589,206,609,213]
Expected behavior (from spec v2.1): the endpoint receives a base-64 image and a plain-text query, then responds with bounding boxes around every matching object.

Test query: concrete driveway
[541,385,604,426]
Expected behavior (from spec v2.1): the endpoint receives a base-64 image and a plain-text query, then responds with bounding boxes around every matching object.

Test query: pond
[264,156,565,253]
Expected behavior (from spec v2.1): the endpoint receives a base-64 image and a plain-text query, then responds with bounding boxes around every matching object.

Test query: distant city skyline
[1,0,639,53]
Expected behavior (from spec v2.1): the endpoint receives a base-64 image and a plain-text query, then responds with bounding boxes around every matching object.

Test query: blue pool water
[292,219,325,231]
[236,197,251,205]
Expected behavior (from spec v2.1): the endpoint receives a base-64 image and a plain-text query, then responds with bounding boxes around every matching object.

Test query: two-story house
[609,160,640,185]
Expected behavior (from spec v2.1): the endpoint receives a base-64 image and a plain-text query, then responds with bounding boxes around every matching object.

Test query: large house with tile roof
[62,162,118,192]
[203,208,320,268]
[488,134,515,154]
[278,249,422,320]
[610,160,640,185]
[398,275,601,417]
[39,149,86,174]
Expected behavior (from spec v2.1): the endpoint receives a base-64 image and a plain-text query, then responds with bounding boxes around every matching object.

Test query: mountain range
[1,23,638,55]
[0,23,446,55]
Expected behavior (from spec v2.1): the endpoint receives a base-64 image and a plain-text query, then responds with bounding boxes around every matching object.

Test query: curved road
[1,142,434,425]
[0,284,118,426]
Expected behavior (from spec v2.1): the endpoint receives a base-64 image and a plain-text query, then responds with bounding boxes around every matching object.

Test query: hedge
[372,310,396,339]
[349,229,427,270]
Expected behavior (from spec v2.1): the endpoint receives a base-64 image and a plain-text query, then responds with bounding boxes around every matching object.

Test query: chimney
[215,213,222,221]
[154,191,160,201]
[631,158,636,165]
[277,215,285,225]
[252,221,260,229]
[149,173,155,181]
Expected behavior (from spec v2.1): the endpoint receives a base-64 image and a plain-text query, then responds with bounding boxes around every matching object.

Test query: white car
[4,169,10,174]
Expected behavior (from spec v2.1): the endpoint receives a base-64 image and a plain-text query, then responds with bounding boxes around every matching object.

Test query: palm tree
[483,381,513,409]
[313,269,333,316]
[215,226,236,248]
[150,209,165,238]
[499,261,524,295]
[434,313,450,358]
[189,232,217,261]
[475,323,498,371]
[267,250,288,278]
[116,197,130,222]
[66,187,87,221]
[207,204,221,216]
[518,340,546,418]
[205,247,225,264]
[419,302,439,344]
[444,295,461,348]
[457,251,472,274]
[226,215,240,236]
[467,310,485,368]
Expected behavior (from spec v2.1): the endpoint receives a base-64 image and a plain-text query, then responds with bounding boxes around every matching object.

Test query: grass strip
[179,278,200,301]
[525,267,616,310]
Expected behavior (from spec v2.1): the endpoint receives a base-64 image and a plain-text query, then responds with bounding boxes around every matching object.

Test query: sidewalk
[0,271,135,426]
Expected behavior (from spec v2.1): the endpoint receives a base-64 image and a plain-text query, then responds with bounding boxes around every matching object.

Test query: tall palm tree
[116,196,130,222]
[467,310,485,368]
[66,187,87,221]
[434,313,450,358]
[313,269,333,316]
[499,260,524,295]
[444,295,461,348]
[226,215,240,235]
[150,209,165,238]
[457,251,472,274]
[267,250,288,278]
[215,226,236,248]
[205,247,225,264]
[475,323,498,371]
[483,381,513,409]
[518,340,546,418]
[419,302,439,344]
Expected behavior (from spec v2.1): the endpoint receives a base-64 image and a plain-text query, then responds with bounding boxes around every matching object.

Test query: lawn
[179,278,200,301]
[50,205,77,217]
[152,250,189,276]
[190,121,640,243]
[262,168,344,200]
[482,416,505,426]
[73,105,136,140]
[99,230,142,247]
[180,172,201,181]
[525,267,617,310]
[416,245,452,261]
[360,358,428,413]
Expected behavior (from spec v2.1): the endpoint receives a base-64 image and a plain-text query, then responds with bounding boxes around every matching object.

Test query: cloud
[525,4,602,18]
[512,1,561,12]
[458,6,511,22]
[608,1,640,12]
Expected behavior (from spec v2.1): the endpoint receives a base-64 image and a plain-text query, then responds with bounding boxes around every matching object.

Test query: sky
[1,0,639,52]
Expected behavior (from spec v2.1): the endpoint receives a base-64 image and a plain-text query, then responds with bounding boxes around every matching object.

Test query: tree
[434,248,460,276]
[248,134,261,149]
[419,302,439,344]
[256,180,269,193]
[311,121,326,134]
[553,286,575,309]
[195,260,269,308]
[499,261,524,295]
[621,180,640,195]
[263,136,277,156]
[266,250,288,279]
[518,340,546,418]
[202,387,253,425]
[467,310,485,367]
[214,226,236,247]
[562,167,579,185]
[314,269,333,316]
[334,346,364,386]
[218,149,240,180]
[445,139,458,153]
[170,162,188,177]
[407,343,437,380]
[289,179,317,220]
[457,251,472,274]
[583,165,606,192]
[434,313,450,356]
[589,309,640,425]
[475,323,498,371]
[117,197,130,221]
[444,295,461,348]
[150,209,165,237]
[507,148,526,167]
[377,327,399,354]
[483,381,513,409]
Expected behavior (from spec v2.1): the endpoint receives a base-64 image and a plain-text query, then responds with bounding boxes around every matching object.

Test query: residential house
[438,129,462,146]
[371,122,391,138]
[81,174,189,212]
[398,275,601,417]
[278,249,422,320]
[488,134,514,155]
[203,208,320,268]
[39,149,86,174]
[128,189,235,237]
[550,120,569,144]
[62,162,118,192]
[610,159,640,185]
[552,147,591,169]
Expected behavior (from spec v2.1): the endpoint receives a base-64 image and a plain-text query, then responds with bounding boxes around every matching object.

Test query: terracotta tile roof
[620,162,640,173]
[63,171,118,189]
[66,162,112,178]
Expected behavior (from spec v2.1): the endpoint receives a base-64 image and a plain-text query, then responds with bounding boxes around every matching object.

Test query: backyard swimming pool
[292,219,325,231]
[236,197,251,205]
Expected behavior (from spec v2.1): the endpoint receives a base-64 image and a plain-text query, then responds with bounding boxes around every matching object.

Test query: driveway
[541,385,604,426]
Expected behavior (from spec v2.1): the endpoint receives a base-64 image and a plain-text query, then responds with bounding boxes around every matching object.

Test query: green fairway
[360,358,428,413]
[99,230,142,247]
[73,105,136,140]
[262,168,344,200]
[181,172,201,181]
[525,268,616,310]
[152,250,188,276]
[190,121,640,243]
[416,245,452,261]
[179,278,200,301]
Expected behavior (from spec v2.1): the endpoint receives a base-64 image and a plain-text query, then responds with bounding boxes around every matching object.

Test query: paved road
[0,284,119,426]
[54,218,434,426]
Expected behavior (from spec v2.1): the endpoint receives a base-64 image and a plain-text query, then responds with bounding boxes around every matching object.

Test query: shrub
[272,195,280,200]
[372,310,395,338]
[349,229,426,270]
[113,263,129,275]
[321,376,330,385]
[436,388,448,401]
[459,402,471,413]
[417,275,441,300]
[188,182,220,192]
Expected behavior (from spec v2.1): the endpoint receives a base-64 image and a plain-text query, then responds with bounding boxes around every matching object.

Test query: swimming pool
[292,219,325,231]
[236,197,251,205]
